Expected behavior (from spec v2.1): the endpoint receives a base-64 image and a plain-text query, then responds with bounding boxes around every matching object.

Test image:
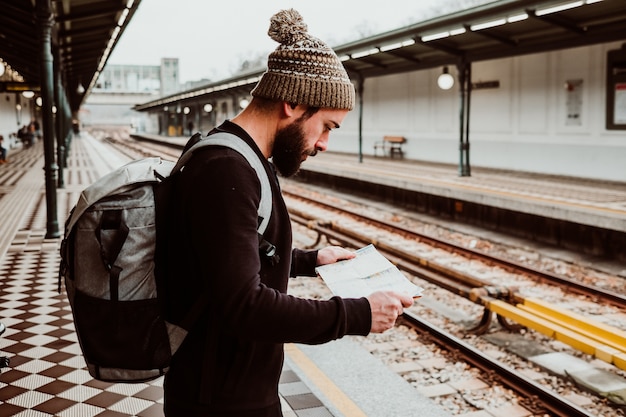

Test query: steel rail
[288,204,626,371]
[291,210,603,415]
[283,189,626,308]
[401,312,596,417]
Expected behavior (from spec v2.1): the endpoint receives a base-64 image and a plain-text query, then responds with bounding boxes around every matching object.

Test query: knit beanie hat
[251,9,355,110]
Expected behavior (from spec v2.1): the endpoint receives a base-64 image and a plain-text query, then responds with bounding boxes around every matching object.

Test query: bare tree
[230,50,269,75]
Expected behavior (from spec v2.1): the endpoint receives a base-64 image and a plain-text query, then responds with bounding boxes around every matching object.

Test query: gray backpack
[59,132,272,382]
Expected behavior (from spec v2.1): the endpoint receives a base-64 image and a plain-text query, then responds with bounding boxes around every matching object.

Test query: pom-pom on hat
[251,9,355,110]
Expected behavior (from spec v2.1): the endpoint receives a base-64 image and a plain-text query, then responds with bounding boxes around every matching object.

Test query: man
[162,9,414,416]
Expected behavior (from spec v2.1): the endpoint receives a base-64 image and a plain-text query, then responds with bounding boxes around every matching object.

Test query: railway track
[283,188,626,309]
[400,312,594,417]
[283,187,626,371]
[286,201,626,415]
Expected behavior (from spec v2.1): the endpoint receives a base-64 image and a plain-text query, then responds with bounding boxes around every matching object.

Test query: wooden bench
[373,135,406,158]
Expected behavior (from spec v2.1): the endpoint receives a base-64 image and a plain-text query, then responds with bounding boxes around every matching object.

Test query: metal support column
[357,74,364,163]
[36,0,60,238]
[457,60,472,177]
[53,50,65,188]
[63,93,72,168]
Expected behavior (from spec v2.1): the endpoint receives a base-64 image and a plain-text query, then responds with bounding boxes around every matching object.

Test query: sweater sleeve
[290,248,318,277]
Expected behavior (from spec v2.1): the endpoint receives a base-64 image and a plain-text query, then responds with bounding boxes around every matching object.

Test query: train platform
[133,131,626,265]
[296,152,626,264]
[299,152,626,232]
[0,133,453,416]
[300,154,626,265]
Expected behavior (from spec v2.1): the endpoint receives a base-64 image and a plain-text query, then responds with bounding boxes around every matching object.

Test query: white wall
[330,41,626,182]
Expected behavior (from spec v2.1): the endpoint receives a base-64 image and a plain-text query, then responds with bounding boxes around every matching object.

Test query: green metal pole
[36,0,60,238]
[457,61,466,176]
[358,74,364,163]
[457,60,471,177]
[464,63,472,176]
[53,58,65,188]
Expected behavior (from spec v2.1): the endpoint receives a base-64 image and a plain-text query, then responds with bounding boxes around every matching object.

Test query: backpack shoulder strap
[172,132,278,334]
[173,132,272,235]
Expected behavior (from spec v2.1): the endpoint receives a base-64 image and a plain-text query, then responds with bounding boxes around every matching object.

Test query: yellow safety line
[284,343,367,417]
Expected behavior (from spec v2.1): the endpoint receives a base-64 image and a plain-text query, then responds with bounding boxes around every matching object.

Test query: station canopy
[0,0,141,112]
[336,0,626,78]
[134,0,626,111]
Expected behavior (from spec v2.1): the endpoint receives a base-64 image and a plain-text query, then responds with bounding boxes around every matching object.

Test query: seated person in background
[0,135,7,163]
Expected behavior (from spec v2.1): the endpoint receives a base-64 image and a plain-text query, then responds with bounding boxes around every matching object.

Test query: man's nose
[316,139,328,152]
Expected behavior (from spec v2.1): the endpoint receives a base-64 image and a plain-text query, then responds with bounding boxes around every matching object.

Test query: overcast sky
[108,0,488,83]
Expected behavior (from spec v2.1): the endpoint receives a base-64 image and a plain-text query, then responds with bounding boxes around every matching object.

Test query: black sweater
[163,121,371,416]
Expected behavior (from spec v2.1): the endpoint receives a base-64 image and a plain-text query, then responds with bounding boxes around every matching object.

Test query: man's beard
[272,119,316,178]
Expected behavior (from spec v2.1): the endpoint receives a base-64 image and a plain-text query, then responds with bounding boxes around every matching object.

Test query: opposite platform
[298,152,626,232]
[293,152,626,263]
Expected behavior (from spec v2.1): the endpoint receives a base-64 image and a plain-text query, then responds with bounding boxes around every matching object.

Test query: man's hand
[316,246,355,266]
[367,291,414,333]
[315,247,414,333]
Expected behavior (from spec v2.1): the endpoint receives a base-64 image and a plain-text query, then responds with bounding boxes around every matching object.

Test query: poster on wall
[565,79,582,126]
[614,83,626,125]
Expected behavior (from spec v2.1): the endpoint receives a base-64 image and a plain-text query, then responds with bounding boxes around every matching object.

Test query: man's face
[272,108,348,177]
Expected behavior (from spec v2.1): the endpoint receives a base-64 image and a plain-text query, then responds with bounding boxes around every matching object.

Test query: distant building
[82,58,183,129]
[94,57,179,96]
[159,58,180,97]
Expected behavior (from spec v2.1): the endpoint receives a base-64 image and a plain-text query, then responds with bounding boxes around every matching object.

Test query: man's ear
[281,101,296,117]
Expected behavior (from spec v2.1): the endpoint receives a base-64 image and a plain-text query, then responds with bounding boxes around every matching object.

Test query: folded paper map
[315,244,423,299]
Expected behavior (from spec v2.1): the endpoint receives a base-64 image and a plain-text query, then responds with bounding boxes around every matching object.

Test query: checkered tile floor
[0,229,165,417]
[0,134,334,417]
